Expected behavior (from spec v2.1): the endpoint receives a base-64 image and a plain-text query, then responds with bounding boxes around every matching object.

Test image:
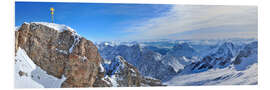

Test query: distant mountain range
[96,38,258,85]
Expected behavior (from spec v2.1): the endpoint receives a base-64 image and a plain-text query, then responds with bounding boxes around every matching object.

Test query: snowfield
[15,47,66,88]
[164,63,257,86]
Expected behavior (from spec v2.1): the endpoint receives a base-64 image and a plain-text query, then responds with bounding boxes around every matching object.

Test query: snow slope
[165,63,257,86]
[15,47,44,88]
[15,47,66,88]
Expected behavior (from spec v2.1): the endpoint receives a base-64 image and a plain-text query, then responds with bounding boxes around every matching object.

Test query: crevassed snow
[15,47,66,88]
[164,63,258,86]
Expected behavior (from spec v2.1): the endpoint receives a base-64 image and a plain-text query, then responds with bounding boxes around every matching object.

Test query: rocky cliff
[15,22,102,87]
[15,22,162,87]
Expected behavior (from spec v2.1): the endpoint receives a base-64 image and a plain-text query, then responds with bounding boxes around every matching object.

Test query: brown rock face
[15,22,102,87]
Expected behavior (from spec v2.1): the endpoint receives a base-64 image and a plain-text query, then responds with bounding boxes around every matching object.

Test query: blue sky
[15,2,257,42]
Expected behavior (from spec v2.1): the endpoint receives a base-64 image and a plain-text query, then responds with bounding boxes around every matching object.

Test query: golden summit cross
[50,7,54,23]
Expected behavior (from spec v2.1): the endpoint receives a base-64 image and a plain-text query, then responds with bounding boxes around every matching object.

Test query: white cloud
[123,5,257,40]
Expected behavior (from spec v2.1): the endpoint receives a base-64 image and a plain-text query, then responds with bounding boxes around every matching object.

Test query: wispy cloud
[123,5,257,40]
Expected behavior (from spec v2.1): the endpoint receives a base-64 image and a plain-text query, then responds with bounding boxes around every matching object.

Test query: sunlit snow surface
[15,47,44,88]
[165,63,257,86]
[15,47,66,88]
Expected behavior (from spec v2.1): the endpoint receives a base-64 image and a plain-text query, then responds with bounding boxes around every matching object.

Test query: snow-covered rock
[97,56,163,87]
[15,47,66,88]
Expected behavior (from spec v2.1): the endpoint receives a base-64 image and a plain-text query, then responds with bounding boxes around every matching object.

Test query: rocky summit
[15,22,163,88]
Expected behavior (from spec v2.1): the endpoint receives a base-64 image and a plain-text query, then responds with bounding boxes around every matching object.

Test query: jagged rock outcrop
[94,56,163,87]
[15,22,102,87]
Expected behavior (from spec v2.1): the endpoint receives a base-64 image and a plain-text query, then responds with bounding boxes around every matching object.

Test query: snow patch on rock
[55,48,68,55]
[69,32,81,53]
